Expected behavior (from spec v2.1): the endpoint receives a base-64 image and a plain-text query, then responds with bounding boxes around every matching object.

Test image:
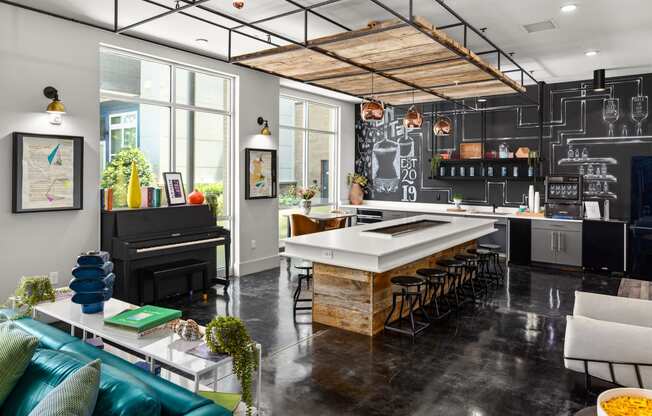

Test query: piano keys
[101,204,230,304]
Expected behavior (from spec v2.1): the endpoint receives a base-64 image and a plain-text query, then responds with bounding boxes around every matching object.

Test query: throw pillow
[0,322,39,406]
[28,359,101,416]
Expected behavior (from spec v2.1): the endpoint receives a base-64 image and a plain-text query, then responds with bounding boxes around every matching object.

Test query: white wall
[0,4,280,298]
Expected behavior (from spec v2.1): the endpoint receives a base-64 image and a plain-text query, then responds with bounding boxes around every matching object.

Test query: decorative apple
[188,189,205,205]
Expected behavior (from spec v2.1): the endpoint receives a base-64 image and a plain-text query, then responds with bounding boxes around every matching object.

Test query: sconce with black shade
[44,86,65,125]
[593,69,606,92]
[257,116,271,136]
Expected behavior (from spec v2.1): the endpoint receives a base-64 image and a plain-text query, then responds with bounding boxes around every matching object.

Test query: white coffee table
[32,298,262,408]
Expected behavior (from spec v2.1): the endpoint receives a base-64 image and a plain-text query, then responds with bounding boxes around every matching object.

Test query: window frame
[99,46,235,223]
[279,94,340,206]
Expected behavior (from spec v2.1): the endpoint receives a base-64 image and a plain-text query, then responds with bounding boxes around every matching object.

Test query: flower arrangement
[205,316,258,416]
[296,185,319,201]
[13,275,56,315]
[346,173,368,189]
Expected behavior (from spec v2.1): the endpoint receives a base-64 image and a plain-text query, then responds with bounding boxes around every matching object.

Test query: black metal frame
[565,356,652,393]
[2,0,539,110]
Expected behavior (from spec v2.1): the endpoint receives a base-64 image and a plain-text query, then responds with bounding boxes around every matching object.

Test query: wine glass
[632,96,649,136]
[603,98,620,137]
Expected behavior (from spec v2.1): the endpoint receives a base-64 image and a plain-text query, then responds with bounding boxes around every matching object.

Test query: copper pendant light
[233,1,244,9]
[434,116,453,136]
[360,74,385,122]
[403,91,423,129]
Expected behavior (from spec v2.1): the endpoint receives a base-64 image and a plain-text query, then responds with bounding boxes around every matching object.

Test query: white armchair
[564,291,652,390]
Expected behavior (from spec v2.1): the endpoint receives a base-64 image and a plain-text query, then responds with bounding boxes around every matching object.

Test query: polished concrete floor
[160,259,623,416]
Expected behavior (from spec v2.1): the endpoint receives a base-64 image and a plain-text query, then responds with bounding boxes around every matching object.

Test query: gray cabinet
[531,220,582,267]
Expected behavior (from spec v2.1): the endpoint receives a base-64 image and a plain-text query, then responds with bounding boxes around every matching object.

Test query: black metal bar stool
[478,243,504,285]
[454,253,480,301]
[436,259,466,308]
[416,268,451,319]
[468,248,496,289]
[384,276,430,337]
[293,263,313,321]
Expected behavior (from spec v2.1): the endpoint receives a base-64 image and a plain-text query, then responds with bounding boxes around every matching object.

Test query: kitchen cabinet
[531,220,582,267]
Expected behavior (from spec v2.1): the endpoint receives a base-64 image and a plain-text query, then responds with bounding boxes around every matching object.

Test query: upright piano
[101,205,230,304]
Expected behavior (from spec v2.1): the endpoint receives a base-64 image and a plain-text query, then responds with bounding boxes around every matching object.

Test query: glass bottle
[567,146,574,159]
[470,166,475,177]
[501,166,507,177]
[581,147,589,159]
[513,166,519,177]
[587,164,594,175]
[451,166,456,176]
[601,163,607,177]
[595,166,601,176]
[579,165,585,176]
[574,148,580,159]
[487,166,494,176]
[440,166,446,177]
[460,166,466,177]
[499,143,509,159]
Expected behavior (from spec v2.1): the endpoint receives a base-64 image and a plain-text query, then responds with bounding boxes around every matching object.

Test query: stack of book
[104,305,182,338]
[100,187,163,211]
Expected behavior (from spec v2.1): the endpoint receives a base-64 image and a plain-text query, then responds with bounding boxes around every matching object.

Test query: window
[278,95,339,244]
[99,48,234,270]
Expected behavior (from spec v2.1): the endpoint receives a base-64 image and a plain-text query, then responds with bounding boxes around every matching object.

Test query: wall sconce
[44,86,65,125]
[257,117,271,136]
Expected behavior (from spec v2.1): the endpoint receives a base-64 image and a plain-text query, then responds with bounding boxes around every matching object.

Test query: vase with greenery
[279,185,300,208]
[196,183,225,219]
[346,173,367,205]
[205,316,258,416]
[13,275,56,316]
[452,193,464,209]
[296,185,319,215]
[101,148,154,208]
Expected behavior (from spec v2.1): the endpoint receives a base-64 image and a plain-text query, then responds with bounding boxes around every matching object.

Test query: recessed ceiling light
[560,4,578,13]
[585,50,599,57]
[195,38,208,43]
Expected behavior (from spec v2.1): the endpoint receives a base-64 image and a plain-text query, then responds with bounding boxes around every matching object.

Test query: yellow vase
[127,160,141,209]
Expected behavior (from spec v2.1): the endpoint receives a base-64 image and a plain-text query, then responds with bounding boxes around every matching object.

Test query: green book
[104,305,182,332]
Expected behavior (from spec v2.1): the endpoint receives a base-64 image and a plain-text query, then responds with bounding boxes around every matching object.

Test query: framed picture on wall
[12,132,84,213]
[163,172,187,206]
[245,148,277,200]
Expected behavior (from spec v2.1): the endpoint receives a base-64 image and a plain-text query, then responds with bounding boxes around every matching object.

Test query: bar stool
[478,243,504,285]
[384,276,430,337]
[436,259,466,308]
[468,248,497,289]
[416,268,450,319]
[454,253,480,301]
[293,263,313,321]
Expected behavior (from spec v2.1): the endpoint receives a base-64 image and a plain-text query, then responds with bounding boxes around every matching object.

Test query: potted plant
[205,316,258,416]
[452,193,464,209]
[101,148,154,208]
[296,185,319,215]
[346,173,367,205]
[430,154,442,177]
[13,275,56,316]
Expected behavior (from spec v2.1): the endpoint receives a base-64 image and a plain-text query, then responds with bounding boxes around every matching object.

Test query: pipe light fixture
[593,69,606,92]
[44,86,65,125]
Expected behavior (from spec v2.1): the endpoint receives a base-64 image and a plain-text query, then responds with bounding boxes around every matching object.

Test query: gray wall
[0,4,283,298]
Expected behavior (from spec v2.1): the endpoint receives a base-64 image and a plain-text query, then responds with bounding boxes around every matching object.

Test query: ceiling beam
[116,0,213,34]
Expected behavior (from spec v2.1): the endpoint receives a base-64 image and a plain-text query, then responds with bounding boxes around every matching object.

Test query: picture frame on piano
[163,172,187,206]
[245,148,277,200]
[12,132,84,213]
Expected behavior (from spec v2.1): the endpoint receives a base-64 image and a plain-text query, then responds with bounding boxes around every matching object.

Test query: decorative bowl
[597,387,652,416]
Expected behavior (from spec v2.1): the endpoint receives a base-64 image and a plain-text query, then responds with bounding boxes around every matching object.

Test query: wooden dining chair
[323,217,347,231]
[290,214,321,237]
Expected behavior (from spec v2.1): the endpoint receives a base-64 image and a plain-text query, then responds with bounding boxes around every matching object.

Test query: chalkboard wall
[355,73,652,220]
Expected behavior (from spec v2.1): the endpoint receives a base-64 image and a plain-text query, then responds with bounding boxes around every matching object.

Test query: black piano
[101,205,230,304]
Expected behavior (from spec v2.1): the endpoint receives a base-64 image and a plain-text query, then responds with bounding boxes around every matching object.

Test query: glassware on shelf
[513,166,519,177]
[603,98,620,137]
[601,163,607,177]
[499,143,509,159]
[595,166,601,176]
[603,181,609,193]
[632,95,649,136]
[567,146,574,159]
[581,147,589,159]
[587,164,594,175]
[487,166,494,176]
[451,167,456,176]
[574,147,580,159]
[579,165,585,176]
[621,124,629,137]
[501,166,507,177]
[470,166,475,177]
[460,166,465,177]
[440,166,446,177]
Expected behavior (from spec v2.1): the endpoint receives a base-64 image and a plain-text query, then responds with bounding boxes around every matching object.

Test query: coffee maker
[544,175,583,219]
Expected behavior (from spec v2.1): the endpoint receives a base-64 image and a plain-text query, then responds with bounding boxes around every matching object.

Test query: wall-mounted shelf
[439,158,534,165]
[583,174,617,183]
[584,191,618,200]
[428,176,544,182]
[557,157,618,166]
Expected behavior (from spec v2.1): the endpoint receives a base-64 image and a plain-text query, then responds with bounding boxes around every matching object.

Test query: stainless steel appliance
[544,175,583,219]
[630,156,652,278]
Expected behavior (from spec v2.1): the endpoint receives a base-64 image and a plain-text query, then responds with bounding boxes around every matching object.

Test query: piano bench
[139,259,210,305]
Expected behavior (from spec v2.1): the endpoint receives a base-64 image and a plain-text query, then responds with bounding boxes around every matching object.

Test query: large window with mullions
[99,47,234,269]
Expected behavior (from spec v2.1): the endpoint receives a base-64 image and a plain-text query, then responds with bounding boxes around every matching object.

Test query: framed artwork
[12,132,84,213]
[245,148,277,200]
[163,172,187,206]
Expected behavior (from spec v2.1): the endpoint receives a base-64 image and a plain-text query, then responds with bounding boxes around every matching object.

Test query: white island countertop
[283,214,497,273]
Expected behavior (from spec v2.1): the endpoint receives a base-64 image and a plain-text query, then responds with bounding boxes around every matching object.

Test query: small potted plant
[296,185,319,215]
[13,275,56,316]
[452,193,464,209]
[205,316,258,416]
[346,173,367,205]
[430,154,443,177]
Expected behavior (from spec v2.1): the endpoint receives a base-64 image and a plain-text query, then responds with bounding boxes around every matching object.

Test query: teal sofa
[2,317,230,416]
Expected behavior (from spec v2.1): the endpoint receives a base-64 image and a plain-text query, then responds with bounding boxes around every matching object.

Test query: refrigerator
[630,156,652,278]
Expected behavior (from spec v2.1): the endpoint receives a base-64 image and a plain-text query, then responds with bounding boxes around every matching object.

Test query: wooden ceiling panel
[233,16,527,103]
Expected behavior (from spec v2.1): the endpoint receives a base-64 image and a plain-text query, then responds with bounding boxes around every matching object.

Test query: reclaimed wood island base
[312,240,475,336]
[283,214,497,337]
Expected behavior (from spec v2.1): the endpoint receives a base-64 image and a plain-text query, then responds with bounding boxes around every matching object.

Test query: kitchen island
[283,215,497,336]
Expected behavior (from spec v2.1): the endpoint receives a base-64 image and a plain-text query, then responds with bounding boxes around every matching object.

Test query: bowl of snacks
[598,388,652,416]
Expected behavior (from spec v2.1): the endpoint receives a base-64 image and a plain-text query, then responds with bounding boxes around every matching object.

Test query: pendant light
[403,90,423,129]
[233,1,244,9]
[434,116,452,136]
[360,73,385,122]
[593,69,606,92]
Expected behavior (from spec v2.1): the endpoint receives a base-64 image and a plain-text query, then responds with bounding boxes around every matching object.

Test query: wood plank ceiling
[232,16,526,106]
